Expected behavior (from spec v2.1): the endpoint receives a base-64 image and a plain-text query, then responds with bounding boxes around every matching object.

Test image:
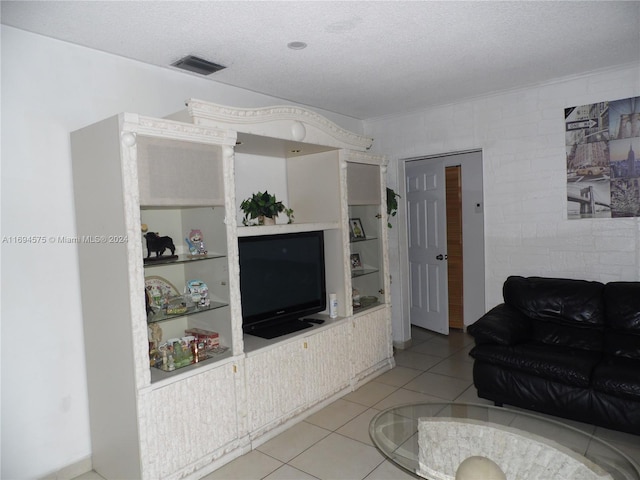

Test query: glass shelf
[143,253,226,267]
[153,345,229,372]
[350,235,378,243]
[147,300,229,324]
[351,268,379,278]
[353,301,383,314]
[149,347,234,383]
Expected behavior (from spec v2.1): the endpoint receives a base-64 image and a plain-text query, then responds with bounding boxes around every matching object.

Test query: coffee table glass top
[369,402,639,480]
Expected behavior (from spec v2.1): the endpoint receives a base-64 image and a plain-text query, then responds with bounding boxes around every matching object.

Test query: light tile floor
[75,326,640,480]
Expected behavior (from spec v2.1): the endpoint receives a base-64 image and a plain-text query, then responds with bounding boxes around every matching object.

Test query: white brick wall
[366,64,640,334]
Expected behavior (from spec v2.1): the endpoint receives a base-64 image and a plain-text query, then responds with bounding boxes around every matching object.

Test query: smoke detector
[171,55,226,75]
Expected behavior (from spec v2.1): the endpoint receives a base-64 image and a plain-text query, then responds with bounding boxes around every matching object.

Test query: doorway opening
[401,151,485,336]
[446,165,463,330]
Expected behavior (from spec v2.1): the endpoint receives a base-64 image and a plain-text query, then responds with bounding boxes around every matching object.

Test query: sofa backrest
[603,282,640,360]
[503,276,605,351]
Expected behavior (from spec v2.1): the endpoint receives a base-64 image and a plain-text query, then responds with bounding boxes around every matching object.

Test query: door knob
[436,254,444,260]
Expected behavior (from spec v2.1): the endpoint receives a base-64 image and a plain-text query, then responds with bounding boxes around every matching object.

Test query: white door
[406,160,449,334]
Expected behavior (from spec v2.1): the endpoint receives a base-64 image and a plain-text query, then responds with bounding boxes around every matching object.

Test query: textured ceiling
[2,1,639,119]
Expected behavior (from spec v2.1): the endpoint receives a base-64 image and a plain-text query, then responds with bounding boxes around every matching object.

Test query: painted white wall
[365,64,640,345]
[0,26,363,480]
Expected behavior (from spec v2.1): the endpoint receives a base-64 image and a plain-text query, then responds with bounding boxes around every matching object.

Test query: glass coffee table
[370,403,639,480]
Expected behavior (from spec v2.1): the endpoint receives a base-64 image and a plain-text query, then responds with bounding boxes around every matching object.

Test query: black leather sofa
[467,276,640,435]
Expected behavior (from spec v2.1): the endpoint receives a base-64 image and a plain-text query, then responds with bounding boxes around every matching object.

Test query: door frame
[397,150,486,342]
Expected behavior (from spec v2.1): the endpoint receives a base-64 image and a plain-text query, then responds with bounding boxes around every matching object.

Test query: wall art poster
[566,96,640,219]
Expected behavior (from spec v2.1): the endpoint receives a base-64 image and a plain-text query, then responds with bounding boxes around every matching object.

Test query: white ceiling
[2,1,639,119]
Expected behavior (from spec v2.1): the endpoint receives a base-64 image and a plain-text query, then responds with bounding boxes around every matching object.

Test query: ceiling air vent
[171,55,226,75]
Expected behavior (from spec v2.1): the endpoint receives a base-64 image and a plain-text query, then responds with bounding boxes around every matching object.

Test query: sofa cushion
[604,282,640,331]
[592,355,640,401]
[503,276,605,350]
[531,320,604,352]
[469,343,601,388]
[504,276,605,326]
[603,282,640,359]
[467,304,531,346]
[603,331,640,360]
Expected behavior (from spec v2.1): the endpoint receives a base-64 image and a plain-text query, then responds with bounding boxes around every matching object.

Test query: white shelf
[242,315,347,355]
[237,222,340,237]
[148,348,234,385]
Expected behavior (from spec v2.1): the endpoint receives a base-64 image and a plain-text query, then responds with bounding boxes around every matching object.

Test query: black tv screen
[238,231,326,338]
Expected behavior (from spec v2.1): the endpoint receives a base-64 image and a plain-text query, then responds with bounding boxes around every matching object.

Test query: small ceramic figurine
[187,280,210,307]
[147,285,164,308]
[352,288,361,308]
[149,323,162,348]
[185,229,207,255]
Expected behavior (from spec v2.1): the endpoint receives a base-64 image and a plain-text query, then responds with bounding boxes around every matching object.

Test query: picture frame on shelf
[349,218,365,239]
[350,253,363,270]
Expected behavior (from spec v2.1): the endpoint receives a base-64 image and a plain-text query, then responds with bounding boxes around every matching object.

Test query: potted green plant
[240,191,294,226]
[386,187,400,228]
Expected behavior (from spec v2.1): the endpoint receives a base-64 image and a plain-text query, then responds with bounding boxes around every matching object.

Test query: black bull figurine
[144,232,176,258]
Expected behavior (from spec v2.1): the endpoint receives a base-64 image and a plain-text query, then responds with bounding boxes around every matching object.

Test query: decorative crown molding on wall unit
[340,149,388,167]
[120,113,238,146]
[184,99,373,151]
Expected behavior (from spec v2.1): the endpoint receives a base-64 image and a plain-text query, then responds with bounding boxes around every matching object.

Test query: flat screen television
[238,230,327,339]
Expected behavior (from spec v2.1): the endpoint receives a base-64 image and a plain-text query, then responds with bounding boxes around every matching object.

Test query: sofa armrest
[467,304,531,345]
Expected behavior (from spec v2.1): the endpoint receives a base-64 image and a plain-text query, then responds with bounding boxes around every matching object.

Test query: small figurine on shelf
[144,232,176,259]
[185,229,207,256]
[147,323,163,368]
[352,288,361,308]
[148,323,163,349]
[167,353,175,371]
[187,280,210,307]
[147,284,164,309]
[165,296,188,315]
[145,288,154,316]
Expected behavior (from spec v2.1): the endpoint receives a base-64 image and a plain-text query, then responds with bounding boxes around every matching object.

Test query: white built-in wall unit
[71,100,393,480]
